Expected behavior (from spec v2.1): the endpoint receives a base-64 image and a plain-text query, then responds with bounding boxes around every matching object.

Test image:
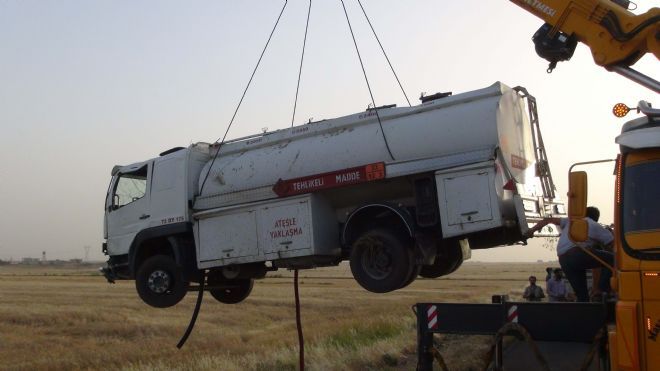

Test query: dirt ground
[0,261,554,371]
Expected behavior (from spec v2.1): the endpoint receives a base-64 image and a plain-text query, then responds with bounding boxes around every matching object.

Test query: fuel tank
[195,82,535,209]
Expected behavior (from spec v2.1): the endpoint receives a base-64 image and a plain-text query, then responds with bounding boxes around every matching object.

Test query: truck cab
[103,147,209,306]
[610,104,660,370]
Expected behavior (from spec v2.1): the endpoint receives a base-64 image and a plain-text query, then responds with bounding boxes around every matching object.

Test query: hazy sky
[0,1,657,262]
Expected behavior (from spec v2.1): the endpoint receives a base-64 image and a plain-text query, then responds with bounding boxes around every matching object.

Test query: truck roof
[616,116,660,150]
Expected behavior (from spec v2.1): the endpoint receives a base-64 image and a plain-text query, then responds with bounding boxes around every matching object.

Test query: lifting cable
[187,1,404,357]
[291,1,313,127]
[199,1,289,194]
[340,0,396,161]
[484,322,552,371]
[180,2,288,348]
[356,0,411,107]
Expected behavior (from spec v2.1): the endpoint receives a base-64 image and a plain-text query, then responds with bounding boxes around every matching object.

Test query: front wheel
[349,228,413,293]
[135,255,189,308]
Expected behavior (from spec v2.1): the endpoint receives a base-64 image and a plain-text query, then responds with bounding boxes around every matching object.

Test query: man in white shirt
[527,207,614,302]
[546,269,567,302]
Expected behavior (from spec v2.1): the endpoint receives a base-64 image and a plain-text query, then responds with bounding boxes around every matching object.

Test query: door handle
[139,214,150,220]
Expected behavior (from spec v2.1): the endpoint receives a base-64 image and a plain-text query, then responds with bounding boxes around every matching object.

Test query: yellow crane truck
[567,100,660,370]
[416,1,659,370]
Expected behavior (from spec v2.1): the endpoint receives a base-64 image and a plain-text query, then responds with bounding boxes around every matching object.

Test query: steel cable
[483,322,551,371]
[200,1,289,194]
[579,328,607,371]
[292,1,313,127]
[340,0,396,161]
[356,0,411,107]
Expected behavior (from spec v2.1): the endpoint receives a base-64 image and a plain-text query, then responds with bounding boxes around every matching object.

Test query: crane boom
[510,0,659,92]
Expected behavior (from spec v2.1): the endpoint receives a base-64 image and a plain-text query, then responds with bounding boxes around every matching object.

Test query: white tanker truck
[102,82,565,308]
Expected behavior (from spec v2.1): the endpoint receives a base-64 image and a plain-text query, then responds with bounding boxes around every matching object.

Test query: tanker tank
[194,82,536,210]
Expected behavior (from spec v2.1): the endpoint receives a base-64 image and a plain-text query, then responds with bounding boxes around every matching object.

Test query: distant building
[21,257,40,265]
[69,259,83,264]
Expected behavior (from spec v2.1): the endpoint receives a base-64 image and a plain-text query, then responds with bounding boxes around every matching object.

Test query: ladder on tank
[514,87,556,200]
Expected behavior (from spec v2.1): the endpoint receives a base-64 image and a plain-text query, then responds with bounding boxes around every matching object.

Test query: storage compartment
[436,165,502,238]
[259,201,312,256]
[197,211,259,261]
[195,194,339,269]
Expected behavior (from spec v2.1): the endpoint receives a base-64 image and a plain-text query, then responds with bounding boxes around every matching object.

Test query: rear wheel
[350,228,413,293]
[400,255,421,289]
[419,240,464,279]
[207,272,254,304]
[135,255,188,308]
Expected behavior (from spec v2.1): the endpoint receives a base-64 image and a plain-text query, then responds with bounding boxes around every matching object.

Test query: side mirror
[568,171,588,242]
[569,219,588,242]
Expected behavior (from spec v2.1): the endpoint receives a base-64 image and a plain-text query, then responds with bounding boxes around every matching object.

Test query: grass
[0,261,552,370]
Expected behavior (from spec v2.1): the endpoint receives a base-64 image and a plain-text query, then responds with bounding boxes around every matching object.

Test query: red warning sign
[273,162,385,197]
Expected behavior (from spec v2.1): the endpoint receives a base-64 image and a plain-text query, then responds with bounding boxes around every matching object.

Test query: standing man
[527,206,614,302]
[523,275,545,302]
[546,269,567,302]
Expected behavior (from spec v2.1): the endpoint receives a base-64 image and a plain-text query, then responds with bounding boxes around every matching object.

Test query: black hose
[294,269,305,370]
[600,11,660,42]
[177,271,206,349]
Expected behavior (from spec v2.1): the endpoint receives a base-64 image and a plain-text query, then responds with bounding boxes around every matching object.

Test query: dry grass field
[0,261,554,371]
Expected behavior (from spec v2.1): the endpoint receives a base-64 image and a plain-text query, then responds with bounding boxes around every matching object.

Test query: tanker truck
[102,82,565,308]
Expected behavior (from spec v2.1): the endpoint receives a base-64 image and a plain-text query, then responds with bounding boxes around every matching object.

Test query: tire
[419,240,464,279]
[400,247,421,289]
[400,258,421,289]
[207,273,254,304]
[135,255,188,308]
[349,228,413,293]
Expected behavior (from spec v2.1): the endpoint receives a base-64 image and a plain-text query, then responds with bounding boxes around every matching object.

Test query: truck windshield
[622,156,660,252]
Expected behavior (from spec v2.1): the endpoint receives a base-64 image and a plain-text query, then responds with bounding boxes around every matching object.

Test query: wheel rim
[360,243,392,280]
[147,270,171,294]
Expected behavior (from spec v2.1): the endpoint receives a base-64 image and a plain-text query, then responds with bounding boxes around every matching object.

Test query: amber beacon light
[612,103,632,118]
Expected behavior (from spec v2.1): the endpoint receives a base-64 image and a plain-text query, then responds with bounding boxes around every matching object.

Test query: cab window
[113,166,148,208]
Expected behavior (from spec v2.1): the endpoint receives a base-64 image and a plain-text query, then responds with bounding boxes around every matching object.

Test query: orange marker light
[644,272,659,277]
[613,103,631,118]
[616,156,623,205]
[648,317,653,332]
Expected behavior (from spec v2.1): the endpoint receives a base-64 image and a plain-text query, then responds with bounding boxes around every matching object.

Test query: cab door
[105,162,152,256]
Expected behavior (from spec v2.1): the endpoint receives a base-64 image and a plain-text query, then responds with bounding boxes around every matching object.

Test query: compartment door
[258,200,312,256]
[445,172,493,225]
[437,168,502,238]
[197,210,259,262]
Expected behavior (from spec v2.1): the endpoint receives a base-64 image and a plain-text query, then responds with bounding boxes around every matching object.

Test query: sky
[0,1,657,262]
